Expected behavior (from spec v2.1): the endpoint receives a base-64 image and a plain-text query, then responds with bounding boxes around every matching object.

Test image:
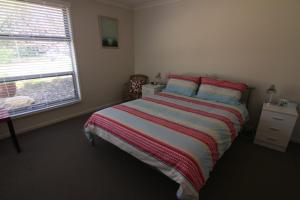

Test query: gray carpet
[0,114,299,200]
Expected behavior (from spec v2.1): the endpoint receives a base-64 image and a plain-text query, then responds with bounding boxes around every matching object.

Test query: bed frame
[241,87,255,109]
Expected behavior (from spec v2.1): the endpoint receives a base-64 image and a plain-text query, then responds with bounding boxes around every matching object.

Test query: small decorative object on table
[278,99,289,107]
[254,102,298,152]
[142,84,165,97]
[265,84,277,105]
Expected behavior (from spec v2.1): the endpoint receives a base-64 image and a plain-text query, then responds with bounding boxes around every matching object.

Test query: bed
[84,88,250,200]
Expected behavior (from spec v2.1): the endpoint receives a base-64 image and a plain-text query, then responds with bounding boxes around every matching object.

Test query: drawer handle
[272,117,284,121]
[269,127,280,132]
[266,137,277,142]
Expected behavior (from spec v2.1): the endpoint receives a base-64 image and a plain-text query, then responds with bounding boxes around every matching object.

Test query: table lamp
[154,73,162,85]
[266,84,276,105]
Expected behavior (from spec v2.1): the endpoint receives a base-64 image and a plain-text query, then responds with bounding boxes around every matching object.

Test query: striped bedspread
[84,92,248,200]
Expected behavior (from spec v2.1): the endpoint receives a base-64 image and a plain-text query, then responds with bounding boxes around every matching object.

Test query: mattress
[84,91,248,200]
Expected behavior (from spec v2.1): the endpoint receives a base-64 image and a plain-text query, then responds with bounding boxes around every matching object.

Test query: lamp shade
[267,85,276,94]
[154,73,162,85]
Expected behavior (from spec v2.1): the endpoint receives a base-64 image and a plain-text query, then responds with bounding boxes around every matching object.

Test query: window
[0,0,80,116]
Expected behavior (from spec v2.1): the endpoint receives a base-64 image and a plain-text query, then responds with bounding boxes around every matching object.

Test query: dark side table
[0,108,21,153]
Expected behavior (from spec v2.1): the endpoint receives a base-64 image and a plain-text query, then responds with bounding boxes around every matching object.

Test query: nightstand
[254,103,298,152]
[142,84,165,97]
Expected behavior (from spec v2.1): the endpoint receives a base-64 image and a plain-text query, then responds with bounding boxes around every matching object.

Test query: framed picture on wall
[99,16,119,48]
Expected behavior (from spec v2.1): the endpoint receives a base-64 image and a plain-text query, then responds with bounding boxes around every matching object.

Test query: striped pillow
[196,77,248,105]
[164,75,200,96]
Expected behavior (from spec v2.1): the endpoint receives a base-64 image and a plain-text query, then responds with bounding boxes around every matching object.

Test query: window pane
[0,75,77,114]
[0,0,68,38]
[0,0,80,117]
[0,40,73,79]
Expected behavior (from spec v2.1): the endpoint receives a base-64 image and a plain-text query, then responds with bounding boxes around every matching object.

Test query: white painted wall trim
[2,99,298,145]
[134,0,183,10]
[0,101,121,140]
[96,0,184,10]
[291,137,300,144]
[96,0,133,10]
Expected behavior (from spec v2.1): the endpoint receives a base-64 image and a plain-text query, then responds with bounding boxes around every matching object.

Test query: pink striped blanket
[84,92,248,200]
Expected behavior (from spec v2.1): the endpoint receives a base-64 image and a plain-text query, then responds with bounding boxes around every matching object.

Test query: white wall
[2,0,300,143]
[0,0,134,138]
[134,0,300,141]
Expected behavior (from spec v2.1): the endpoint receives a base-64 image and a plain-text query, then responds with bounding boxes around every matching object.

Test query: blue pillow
[164,75,200,96]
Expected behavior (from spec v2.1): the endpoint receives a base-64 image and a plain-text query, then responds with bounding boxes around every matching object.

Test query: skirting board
[2,101,299,145]
[0,101,122,140]
[291,137,300,144]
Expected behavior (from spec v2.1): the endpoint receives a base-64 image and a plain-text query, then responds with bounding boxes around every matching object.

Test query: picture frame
[99,16,119,48]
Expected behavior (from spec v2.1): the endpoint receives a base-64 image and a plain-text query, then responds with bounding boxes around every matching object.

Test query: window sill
[10,98,82,119]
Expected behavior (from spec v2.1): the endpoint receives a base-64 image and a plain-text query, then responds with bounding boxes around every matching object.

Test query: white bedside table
[142,84,165,97]
[254,103,298,152]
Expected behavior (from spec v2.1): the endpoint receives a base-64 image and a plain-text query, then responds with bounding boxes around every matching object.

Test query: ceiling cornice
[134,0,183,10]
[96,0,133,10]
[96,0,183,11]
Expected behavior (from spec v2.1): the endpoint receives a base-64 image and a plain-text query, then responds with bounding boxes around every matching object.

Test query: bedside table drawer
[256,126,289,146]
[258,119,295,136]
[260,110,295,126]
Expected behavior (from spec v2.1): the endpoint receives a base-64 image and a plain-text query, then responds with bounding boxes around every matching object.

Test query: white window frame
[0,0,81,117]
